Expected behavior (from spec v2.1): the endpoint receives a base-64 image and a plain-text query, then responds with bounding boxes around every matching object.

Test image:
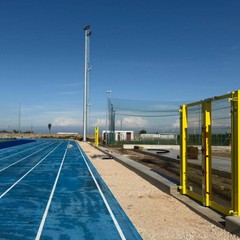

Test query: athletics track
[0,139,142,239]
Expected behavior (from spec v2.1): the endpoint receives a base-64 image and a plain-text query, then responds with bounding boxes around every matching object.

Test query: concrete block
[225,216,240,236]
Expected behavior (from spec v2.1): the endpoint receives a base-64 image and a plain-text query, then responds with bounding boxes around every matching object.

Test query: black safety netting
[107,98,185,135]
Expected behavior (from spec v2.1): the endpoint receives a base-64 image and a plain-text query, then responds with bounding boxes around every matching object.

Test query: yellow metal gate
[180,90,240,216]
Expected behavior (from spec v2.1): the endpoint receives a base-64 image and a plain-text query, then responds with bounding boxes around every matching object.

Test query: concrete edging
[226,216,240,236]
[97,146,178,195]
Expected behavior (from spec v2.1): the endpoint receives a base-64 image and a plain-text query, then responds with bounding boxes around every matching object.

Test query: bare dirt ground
[112,148,180,182]
[79,142,239,240]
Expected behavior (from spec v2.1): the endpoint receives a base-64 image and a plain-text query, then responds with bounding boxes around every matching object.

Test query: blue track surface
[0,139,142,239]
[0,139,35,149]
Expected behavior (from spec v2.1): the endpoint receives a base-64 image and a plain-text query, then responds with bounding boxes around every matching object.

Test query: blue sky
[0,1,240,133]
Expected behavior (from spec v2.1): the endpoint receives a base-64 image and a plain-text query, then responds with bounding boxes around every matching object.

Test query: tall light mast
[83,25,91,142]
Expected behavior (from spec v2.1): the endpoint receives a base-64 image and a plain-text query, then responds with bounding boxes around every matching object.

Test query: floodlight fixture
[83,25,90,31]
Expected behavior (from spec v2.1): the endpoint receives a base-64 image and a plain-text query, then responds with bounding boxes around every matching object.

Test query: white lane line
[0,142,57,173]
[35,141,69,240]
[0,142,63,200]
[77,143,126,240]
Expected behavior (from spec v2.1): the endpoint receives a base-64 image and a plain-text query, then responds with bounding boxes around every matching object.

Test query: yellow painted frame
[201,100,212,207]
[230,90,240,215]
[180,105,187,194]
[180,90,239,216]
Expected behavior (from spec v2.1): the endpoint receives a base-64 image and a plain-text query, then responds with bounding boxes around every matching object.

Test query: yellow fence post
[94,126,99,147]
[180,104,187,194]
[231,90,240,215]
[202,100,212,207]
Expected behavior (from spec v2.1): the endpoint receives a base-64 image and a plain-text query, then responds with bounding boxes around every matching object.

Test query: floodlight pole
[18,104,21,137]
[105,90,112,144]
[83,25,91,142]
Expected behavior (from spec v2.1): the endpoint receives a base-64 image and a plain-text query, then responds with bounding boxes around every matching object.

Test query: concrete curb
[98,147,178,195]
[96,146,240,233]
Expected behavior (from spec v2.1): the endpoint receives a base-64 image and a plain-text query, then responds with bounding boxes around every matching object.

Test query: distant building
[102,130,134,142]
[57,132,78,135]
[140,133,176,141]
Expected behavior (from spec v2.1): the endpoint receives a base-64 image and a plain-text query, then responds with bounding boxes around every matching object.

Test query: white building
[102,130,134,142]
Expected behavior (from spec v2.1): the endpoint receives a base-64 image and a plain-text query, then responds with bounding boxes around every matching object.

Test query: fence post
[231,90,240,215]
[94,126,99,147]
[180,104,187,194]
[202,100,212,207]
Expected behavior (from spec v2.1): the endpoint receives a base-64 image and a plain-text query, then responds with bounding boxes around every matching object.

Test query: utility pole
[105,90,112,144]
[18,104,21,137]
[83,25,92,142]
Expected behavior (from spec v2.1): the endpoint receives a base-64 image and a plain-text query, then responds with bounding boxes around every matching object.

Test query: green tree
[139,129,146,135]
[48,123,52,134]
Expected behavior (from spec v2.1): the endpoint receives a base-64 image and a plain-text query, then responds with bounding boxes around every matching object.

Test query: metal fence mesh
[107,98,182,144]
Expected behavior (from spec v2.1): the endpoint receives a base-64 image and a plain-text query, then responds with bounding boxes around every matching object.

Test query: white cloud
[91,117,146,129]
[172,119,180,128]
[52,117,80,126]
[93,118,106,127]
[116,117,146,128]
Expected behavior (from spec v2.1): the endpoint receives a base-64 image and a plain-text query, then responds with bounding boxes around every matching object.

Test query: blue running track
[0,139,142,239]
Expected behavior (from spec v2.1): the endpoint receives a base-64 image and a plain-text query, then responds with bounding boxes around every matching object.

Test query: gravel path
[79,142,239,240]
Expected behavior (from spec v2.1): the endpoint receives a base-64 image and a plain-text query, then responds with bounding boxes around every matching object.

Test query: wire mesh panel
[211,98,231,210]
[107,98,180,144]
[186,104,202,200]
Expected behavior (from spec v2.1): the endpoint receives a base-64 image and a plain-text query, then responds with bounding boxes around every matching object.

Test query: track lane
[36,141,69,239]
[0,141,57,173]
[0,139,40,155]
[0,141,64,195]
[0,142,62,199]
[39,141,142,240]
[0,139,142,239]
[0,140,50,161]
[39,141,123,239]
[0,140,68,239]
